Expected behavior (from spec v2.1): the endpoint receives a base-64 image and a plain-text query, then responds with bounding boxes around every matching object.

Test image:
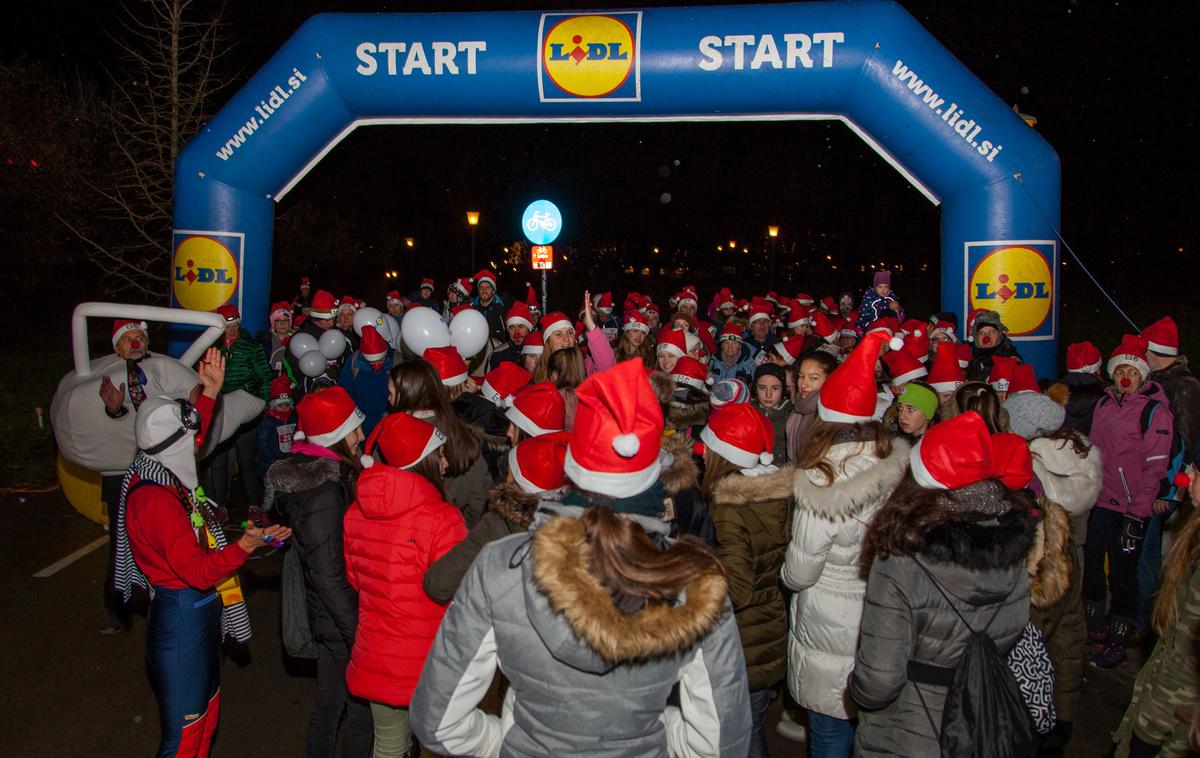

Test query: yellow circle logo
[543,15,635,98]
[968,246,1053,336]
[173,236,238,311]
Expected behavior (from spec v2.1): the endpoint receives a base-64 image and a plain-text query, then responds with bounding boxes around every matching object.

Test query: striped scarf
[114,453,252,643]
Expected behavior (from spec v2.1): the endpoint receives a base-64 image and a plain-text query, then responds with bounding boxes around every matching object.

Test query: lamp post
[767,225,779,289]
[466,211,480,271]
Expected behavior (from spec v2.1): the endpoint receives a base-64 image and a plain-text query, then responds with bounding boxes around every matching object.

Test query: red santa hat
[450,304,472,317]
[508,432,571,495]
[990,432,1034,490]
[308,290,338,319]
[674,290,698,310]
[1065,341,1102,374]
[564,360,664,498]
[719,322,744,343]
[623,310,650,334]
[818,331,891,423]
[525,284,540,310]
[644,302,661,316]
[360,325,389,363]
[812,311,838,343]
[865,316,899,338]
[816,296,833,314]
[422,345,469,387]
[965,308,986,342]
[900,318,924,336]
[695,322,718,356]
[902,331,931,364]
[268,375,294,409]
[956,342,973,369]
[656,328,688,357]
[1142,316,1179,357]
[269,301,292,322]
[883,347,928,387]
[927,342,966,393]
[595,292,614,311]
[385,290,402,305]
[449,277,473,298]
[747,304,773,325]
[839,316,858,338]
[111,319,148,348]
[794,293,815,307]
[1107,334,1151,380]
[295,387,365,448]
[763,291,779,306]
[506,381,566,436]
[773,335,807,366]
[473,269,497,289]
[1008,364,1040,395]
[700,403,776,469]
[338,296,359,313]
[420,277,435,292]
[361,412,445,470]
[216,304,240,323]
[670,356,709,393]
[521,331,544,356]
[787,308,812,329]
[910,411,994,490]
[540,311,573,340]
[300,276,311,287]
[481,362,532,407]
[930,320,957,343]
[987,356,1020,392]
[506,301,535,332]
[716,288,736,309]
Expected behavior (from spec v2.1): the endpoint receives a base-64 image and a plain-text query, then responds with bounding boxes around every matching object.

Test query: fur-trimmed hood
[528,516,728,669]
[487,480,540,530]
[659,450,700,495]
[1030,436,1102,517]
[266,455,342,495]
[1028,499,1073,609]
[793,439,911,520]
[711,464,795,506]
[668,399,710,430]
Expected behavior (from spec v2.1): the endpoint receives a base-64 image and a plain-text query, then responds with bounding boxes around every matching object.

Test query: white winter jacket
[781,437,910,719]
[1030,434,1102,546]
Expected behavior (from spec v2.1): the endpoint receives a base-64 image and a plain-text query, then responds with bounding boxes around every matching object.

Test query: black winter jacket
[268,455,359,649]
[1151,357,1200,463]
[966,336,1023,383]
[1057,371,1107,436]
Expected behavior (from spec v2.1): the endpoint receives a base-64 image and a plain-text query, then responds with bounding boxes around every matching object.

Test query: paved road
[1,489,1140,757]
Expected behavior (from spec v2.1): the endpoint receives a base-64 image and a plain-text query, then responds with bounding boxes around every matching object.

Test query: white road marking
[33,535,110,578]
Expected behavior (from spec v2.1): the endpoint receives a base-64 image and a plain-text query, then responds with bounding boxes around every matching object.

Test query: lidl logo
[172,232,242,312]
[539,12,641,102]
[966,243,1056,337]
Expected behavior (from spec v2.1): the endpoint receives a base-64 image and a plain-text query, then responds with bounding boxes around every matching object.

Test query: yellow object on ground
[57,454,106,525]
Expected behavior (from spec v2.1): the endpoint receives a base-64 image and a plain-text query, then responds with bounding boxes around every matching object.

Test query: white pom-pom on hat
[889,335,905,351]
[360,454,375,469]
[612,433,641,458]
[760,451,774,465]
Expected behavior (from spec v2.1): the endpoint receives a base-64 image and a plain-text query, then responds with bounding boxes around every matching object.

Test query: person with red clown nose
[1083,335,1176,669]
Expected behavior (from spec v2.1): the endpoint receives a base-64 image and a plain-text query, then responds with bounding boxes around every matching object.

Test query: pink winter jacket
[1089,381,1174,520]
[584,326,616,376]
[344,465,467,706]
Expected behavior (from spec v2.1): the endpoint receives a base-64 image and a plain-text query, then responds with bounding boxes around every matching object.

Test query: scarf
[563,481,668,519]
[114,452,252,643]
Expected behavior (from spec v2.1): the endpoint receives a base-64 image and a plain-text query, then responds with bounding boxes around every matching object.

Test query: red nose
[130,340,141,350]
[1120,377,1131,388]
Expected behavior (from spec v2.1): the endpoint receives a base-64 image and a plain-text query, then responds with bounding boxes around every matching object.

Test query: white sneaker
[776,710,808,742]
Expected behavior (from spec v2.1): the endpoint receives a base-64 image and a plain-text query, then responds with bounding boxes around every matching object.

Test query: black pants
[308,640,373,758]
[201,421,260,508]
[1083,507,1141,620]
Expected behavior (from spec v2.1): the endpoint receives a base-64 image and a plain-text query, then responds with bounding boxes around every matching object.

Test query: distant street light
[767,226,780,287]
[405,237,414,248]
[466,211,480,270]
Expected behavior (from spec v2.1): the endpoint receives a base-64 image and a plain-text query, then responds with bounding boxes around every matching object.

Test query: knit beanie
[1003,392,1066,441]
[897,383,938,421]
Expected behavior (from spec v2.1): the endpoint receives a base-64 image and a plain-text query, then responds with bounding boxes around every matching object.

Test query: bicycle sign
[521,199,562,245]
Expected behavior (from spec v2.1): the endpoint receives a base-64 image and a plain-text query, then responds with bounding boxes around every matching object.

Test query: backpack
[1098,393,1187,498]
[909,560,1035,757]
[280,545,317,659]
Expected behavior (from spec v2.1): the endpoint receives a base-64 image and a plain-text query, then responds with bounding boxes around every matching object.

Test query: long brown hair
[579,505,724,614]
[700,448,743,497]
[954,382,1003,433]
[794,418,891,485]
[1153,497,1200,635]
[546,346,586,389]
[388,359,481,477]
[615,331,655,368]
[1043,426,1092,457]
[329,436,364,499]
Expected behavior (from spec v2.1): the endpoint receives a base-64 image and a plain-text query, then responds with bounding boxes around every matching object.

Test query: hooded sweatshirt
[1090,382,1174,520]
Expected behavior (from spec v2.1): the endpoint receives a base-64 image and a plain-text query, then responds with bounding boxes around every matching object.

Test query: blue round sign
[521,200,562,245]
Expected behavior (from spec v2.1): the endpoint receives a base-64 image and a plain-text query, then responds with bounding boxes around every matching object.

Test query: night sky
[3,0,1196,344]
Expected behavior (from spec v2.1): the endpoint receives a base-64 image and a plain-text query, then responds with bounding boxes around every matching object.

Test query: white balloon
[319,328,348,360]
[401,307,450,355]
[298,350,328,378]
[379,313,401,348]
[289,332,318,359]
[352,307,384,337]
[449,308,489,360]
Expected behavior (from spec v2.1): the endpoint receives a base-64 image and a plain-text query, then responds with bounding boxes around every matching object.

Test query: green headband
[898,383,938,421]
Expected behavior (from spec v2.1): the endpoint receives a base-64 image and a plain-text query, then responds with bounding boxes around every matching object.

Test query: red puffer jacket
[344,464,467,706]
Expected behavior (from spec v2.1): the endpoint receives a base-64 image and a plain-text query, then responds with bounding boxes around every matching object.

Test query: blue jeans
[807,710,855,758]
[1137,509,1170,630]
[146,586,221,758]
[747,688,773,758]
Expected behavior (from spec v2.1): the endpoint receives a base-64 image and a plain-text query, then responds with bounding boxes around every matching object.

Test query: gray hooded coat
[410,503,751,757]
[850,479,1037,757]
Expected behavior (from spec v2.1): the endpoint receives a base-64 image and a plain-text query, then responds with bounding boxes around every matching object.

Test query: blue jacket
[708,343,758,384]
[257,412,298,479]
[855,288,905,331]
[338,349,394,437]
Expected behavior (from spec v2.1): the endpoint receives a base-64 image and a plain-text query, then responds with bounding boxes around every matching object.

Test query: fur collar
[531,516,728,663]
[912,481,1038,570]
[266,455,342,494]
[712,465,795,505]
[792,439,910,519]
[668,399,709,429]
[1028,500,1073,609]
[659,451,700,495]
[487,481,539,529]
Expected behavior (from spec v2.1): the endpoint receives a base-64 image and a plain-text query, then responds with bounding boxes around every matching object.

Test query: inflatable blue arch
[171,0,1061,376]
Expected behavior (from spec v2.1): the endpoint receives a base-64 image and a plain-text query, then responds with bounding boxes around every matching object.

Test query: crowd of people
[101,266,1200,758]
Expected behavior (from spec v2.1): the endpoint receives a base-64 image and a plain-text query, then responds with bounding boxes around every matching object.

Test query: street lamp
[466,211,480,271]
[767,226,780,288]
[405,237,414,248]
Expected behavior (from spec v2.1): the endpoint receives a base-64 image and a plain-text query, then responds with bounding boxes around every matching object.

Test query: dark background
[2,0,1196,360]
